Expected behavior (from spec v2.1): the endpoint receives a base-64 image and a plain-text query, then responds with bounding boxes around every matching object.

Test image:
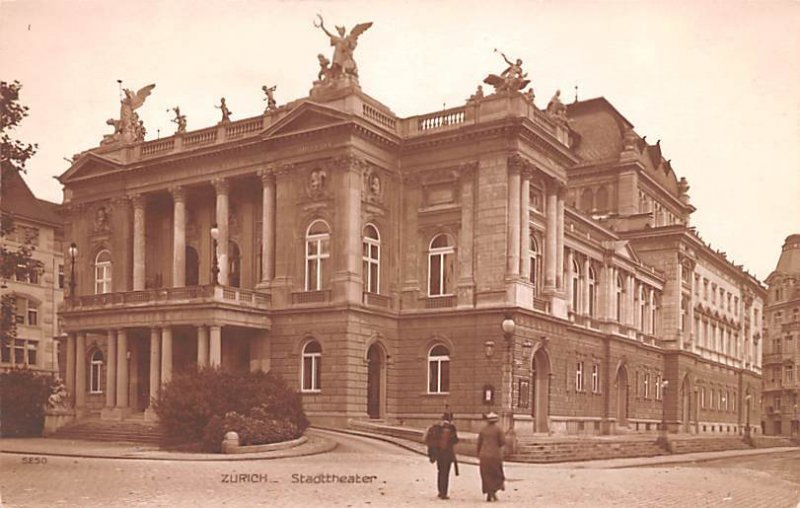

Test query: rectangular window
[591,363,600,393]
[786,365,795,383]
[644,373,650,399]
[27,306,38,326]
[518,379,530,408]
[58,265,65,289]
[655,374,662,400]
[575,361,584,392]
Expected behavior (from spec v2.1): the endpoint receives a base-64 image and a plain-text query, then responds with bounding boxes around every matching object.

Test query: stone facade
[763,234,800,436]
[57,44,764,436]
[1,167,64,374]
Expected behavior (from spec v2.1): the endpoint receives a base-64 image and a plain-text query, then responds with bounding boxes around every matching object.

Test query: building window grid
[587,266,597,317]
[529,234,541,294]
[428,234,454,297]
[94,250,112,294]
[655,374,662,400]
[89,350,104,394]
[1,339,37,367]
[301,340,322,392]
[571,258,581,312]
[305,221,330,292]
[643,372,650,399]
[428,345,450,394]
[362,224,380,294]
[591,363,600,394]
[575,361,585,392]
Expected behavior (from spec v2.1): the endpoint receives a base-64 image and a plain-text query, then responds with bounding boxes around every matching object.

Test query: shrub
[155,368,308,451]
[0,369,51,437]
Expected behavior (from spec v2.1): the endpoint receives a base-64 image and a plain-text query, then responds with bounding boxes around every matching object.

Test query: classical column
[74,332,86,409]
[171,186,186,287]
[209,325,222,368]
[132,194,146,291]
[507,165,521,276]
[556,189,565,288]
[105,330,117,409]
[544,183,558,288]
[259,169,276,284]
[161,326,173,386]
[149,328,161,403]
[66,333,76,406]
[519,170,531,279]
[116,329,129,409]
[197,325,209,367]
[214,178,230,286]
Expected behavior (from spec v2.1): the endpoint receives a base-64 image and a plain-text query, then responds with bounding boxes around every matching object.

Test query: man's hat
[485,412,499,422]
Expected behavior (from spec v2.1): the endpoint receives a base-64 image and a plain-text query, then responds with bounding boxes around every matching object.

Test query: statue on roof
[545,90,568,122]
[262,85,278,112]
[101,83,155,145]
[484,50,530,93]
[215,97,232,123]
[169,107,187,134]
[314,15,372,80]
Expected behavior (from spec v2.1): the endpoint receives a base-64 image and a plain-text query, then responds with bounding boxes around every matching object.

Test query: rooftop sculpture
[484,50,530,93]
[215,97,232,123]
[313,15,372,84]
[170,106,187,134]
[101,83,155,145]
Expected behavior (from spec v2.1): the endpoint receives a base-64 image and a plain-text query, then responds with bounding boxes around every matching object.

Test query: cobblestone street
[2,431,799,507]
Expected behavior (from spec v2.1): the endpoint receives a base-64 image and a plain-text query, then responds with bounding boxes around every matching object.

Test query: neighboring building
[56,30,764,436]
[763,234,800,436]
[1,166,64,374]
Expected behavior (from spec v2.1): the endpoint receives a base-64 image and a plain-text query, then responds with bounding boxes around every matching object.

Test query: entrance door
[616,366,629,427]
[367,344,383,419]
[531,349,550,433]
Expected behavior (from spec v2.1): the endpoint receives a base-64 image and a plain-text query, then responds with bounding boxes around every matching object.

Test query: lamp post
[501,316,516,450]
[657,380,669,448]
[744,393,752,442]
[68,242,78,301]
[210,225,219,285]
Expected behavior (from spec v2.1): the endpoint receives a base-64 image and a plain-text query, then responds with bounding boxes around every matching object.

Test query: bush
[155,368,308,451]
[0,369,51,437]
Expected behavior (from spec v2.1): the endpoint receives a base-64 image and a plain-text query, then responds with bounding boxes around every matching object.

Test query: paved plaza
[1,431,799,507]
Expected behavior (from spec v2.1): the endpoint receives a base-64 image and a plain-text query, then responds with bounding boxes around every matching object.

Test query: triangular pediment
[262,102,352,139]
[608,240,641,264]
[58,152,123,183]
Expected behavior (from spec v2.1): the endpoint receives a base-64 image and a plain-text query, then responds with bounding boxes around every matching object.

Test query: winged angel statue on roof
[102,84,155,145]
[314,15,372,80]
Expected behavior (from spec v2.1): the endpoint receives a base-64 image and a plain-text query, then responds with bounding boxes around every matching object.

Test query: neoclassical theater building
[58,28,765,436]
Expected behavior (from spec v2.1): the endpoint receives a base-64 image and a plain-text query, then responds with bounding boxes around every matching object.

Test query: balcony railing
[532,296,550,313]
[64,285,270,310]
[291,290,331,305]
[424,295,456,309]
[363,292,391,308]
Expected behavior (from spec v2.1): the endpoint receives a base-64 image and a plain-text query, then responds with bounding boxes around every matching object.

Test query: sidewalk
[0,431,336,461]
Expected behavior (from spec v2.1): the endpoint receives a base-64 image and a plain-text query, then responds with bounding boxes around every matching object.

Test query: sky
[1,0,798,280]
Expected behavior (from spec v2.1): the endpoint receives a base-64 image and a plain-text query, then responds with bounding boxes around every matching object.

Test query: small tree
[1,80,42,348]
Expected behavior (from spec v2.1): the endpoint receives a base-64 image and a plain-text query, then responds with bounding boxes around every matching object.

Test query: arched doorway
[531,349,550,433]
[680,376,691,433]
[186,246,199,286]
[366,344,386,419]
[616,365,629,428]
[228,241,241,288]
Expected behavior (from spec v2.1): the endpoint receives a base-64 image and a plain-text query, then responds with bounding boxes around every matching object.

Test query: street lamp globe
[68,242,78,259]
[501,317,516,338]
[210,225,219,240]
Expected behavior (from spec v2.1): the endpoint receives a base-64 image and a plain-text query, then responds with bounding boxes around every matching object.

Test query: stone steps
[51,418,165,445]
[509,439,667,463]
[667,437,751,455]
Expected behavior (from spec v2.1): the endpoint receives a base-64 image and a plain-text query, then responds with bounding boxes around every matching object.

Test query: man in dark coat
[477,412,505,502]
[425,412,459,500]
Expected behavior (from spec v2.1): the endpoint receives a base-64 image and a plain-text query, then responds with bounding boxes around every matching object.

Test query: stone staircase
[509,436,667,463]
[666,436,751,455]
[51,415,165,445]
[750,435,799,448]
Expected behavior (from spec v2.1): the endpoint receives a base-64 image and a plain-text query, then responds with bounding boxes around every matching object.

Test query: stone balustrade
[63,285,270,311]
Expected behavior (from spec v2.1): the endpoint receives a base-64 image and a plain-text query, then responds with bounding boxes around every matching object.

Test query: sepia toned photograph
[1,1,799,506]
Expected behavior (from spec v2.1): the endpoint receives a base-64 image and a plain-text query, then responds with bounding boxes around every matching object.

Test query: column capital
[170,185,186,203]
[129,193,146,209]
[258,167,276,184]
[212,177,229,195]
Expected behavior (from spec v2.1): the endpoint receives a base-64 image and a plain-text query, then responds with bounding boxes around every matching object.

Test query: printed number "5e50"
[22,457,47,464]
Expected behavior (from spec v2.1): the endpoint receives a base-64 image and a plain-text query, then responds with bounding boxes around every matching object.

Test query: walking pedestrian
[424,412,459,500]
[477,412,505,502]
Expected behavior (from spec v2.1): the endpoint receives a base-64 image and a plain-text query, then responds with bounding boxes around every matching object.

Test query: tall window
[528,234,541,293]
[591,363,600,393]
[650,292,658,335]
[638,285,646,331]
[90,350,104,394]
[14,297,38,326]
[301,340,322,392]
[362,224,380,294]
[428,234,454,297]
[616,274,624,322]
[571,258,581,312]
[1,339,37,366]
[655,374,662,400]
[643,372,650,399]
[428,345,450,393]
[575,361,585,391]
[587,266,597,317]
[94,250,112,294]
[58,264,65,289]
[305,220,330,291]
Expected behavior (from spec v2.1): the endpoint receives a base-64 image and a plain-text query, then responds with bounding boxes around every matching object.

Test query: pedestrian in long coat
[477,412,505,502]
[425,412,459,500]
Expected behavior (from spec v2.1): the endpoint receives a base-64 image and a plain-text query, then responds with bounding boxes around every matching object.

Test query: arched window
[529,234,541,293]
[94,250,112,294]
[362,224,380,294]
[428,234,454,297]
[616,274,624,322]
[90,350,104,394]
[638,285,647,331]
[427,344,450,393]
[305,220,330,291]
[587,265,597,317]
[571,258,581,312]
[301,340,322,392]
